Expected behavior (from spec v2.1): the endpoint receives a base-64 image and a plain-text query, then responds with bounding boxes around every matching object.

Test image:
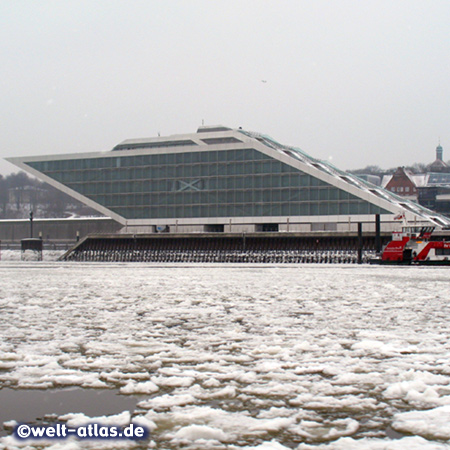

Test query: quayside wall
[61,232,391,264]
[0,217,121,248]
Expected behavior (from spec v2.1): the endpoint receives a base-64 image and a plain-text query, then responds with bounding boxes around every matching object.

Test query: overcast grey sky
[1,0,449,175]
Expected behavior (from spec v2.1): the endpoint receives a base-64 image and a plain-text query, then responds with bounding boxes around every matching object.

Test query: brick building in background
[384,167,419,199]
[381,143,450,217]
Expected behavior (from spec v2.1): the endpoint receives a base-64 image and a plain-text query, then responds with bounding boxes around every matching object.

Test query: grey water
[0,388,138,436]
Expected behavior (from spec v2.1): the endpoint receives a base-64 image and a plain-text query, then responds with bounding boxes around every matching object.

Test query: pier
[60,231,391,264]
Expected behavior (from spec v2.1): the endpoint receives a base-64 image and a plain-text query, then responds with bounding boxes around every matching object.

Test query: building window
[30,148,392,220]
[405,187,410,192]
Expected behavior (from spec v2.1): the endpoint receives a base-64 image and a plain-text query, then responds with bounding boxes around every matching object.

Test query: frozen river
[0,261,450,449]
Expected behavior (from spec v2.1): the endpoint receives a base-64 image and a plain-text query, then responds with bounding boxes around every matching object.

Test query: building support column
[358,222,363,264]
[375,214,381,253]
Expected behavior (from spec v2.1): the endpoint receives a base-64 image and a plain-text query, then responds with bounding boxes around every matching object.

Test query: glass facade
[428,173,450,185]
[27,148,389,220]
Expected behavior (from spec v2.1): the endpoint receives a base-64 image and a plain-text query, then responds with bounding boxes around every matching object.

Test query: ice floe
[393,404,450,440]
[1,263,450,449]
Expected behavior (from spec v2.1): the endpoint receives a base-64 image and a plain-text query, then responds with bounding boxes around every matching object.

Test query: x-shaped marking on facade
[178,179,202,191]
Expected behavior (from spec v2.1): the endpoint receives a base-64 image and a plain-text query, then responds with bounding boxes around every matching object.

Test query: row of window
[28,149,270,172]
[84,188,359,205]
[429,174,450,184]
[389,186,416,193]
[47,163,306,183]
[71,182,344,197]
[109,201,384,220]
[63,174,331,193]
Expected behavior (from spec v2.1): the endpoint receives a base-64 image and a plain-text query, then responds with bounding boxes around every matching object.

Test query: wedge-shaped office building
[8,126,450,233]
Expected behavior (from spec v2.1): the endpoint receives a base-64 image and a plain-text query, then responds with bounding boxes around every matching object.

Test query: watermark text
[14,423,148,440]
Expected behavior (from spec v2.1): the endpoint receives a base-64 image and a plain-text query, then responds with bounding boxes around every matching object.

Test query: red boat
[379,226,450,265]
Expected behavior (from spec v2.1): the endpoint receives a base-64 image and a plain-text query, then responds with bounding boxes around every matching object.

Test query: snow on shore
[0,249,64,261]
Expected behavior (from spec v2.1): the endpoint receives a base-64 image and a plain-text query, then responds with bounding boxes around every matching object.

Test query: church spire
[436,141,443,161]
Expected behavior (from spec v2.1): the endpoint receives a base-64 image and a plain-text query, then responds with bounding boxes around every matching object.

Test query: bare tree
[348,165,383,175]
[0,175,7,218]
[2,171,102,219]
